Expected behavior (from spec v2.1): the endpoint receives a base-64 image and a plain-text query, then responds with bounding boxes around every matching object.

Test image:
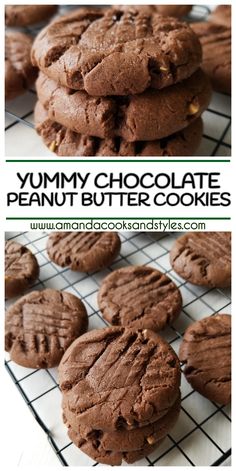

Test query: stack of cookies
[59,327,181,465]
[32,6,212,157]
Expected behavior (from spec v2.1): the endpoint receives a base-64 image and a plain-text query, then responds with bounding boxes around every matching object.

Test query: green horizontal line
[6,217,231,221]
[5,159,231,163]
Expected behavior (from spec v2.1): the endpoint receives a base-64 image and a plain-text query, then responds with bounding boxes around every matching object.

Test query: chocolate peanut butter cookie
[35,101,203,157]
[36,68,211,141]
[63,394,180,452]
[5,289,88,369]
[67,424,160,465]
[47,232,121,272]
[155,5,192,18]
[59,327,181,431]
[5,32,37,101]
[31,7,202,96]
[209,5,231,28]
[179,314,231,404]
[98,266,182,331]
[5,5,58,27]
[170,232,231,288]
[5,241,39,299]
[136,5,192,18]
[191,22,231,94]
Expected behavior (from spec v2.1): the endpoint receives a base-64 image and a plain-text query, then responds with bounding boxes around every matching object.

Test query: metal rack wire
[5,5,231,157]
[5,231,231,466]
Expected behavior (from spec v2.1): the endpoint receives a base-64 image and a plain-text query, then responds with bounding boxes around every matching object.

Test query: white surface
[4,232,231,466]
[3,369,60,467]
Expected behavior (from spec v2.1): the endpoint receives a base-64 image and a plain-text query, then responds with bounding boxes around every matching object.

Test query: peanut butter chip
[188,102,199,115]
[147,435,156,445]
[49,140,56,152]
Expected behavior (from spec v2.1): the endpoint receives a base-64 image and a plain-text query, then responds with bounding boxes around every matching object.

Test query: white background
[4,162,232,222]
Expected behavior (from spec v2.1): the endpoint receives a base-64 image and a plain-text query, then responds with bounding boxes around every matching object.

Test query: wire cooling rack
[5,4,231,157]
[5,231,231,466]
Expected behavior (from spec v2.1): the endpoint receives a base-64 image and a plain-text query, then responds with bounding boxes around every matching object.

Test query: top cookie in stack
[32,6,212,157]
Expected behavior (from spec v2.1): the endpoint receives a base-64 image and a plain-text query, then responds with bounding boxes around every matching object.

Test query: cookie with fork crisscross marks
[47,232,121,272]
[170,232,231,288]
[5,240,39,299]
[59,327,181,431]
[179,314,231,404]
[98,265,182,332]
[5,289,88,368]
[31,6,201,96]
[191,21,231,94]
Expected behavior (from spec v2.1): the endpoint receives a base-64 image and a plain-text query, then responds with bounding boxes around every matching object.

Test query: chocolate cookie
[170,232,231,288]
[5,32,38,101]
[31,7,202,96]
[36,68,211,141]
[47,232,121,272]
[35,101,203,157]
[179,314,231,405]
[67,424,160,465]
[155,5,192,18]
[5,5,58,27]
[59,327,181,431]
[209,5,231,28]
[63,394,180,452]
[98,266,182,332]
[5,240,39,299]
[137,5,192,18]
[5,289,88,369]
[191,22,231,94]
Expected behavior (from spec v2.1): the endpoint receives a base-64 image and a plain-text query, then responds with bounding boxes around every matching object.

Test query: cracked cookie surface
[5,32,37,101]
[5,289,88,368]
[36,68,211,141]
[98,266,182,331]
[59,327,181,431]
[5,241,39,299]
[31,6,202,96]
[35,101,203,157]
[179,314,231,404]
[47,232,121,272]
[170,232,231,288]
